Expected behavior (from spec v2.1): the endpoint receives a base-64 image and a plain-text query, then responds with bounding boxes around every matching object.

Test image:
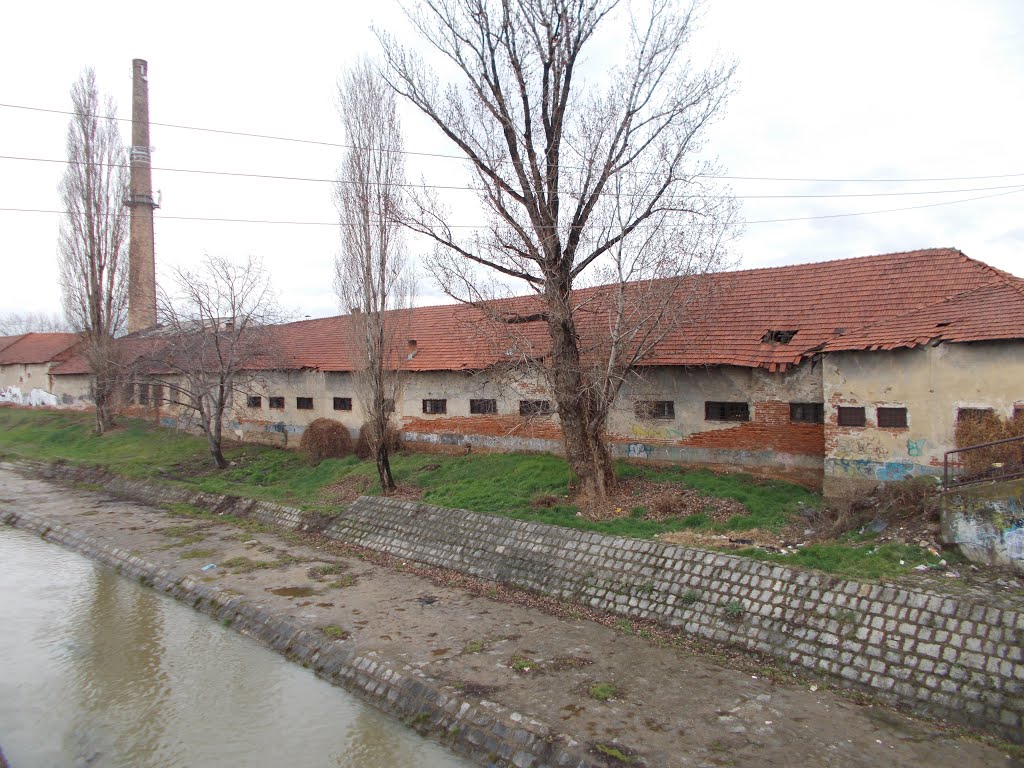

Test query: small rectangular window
[269,396,285,410]
[333,397,352,411]
[470,398,497,414]
[150,385,164,405]
[635,400,675,420]
[790,402,824,424]
[957,407,994,423]
[247,395,262,408]
[423,398,447,415]
[837,406,866,427]
[877,407,908,429]
[137,384,150,406]
[296,397,314,410]
[705,401,749,422]
[519,400,552,416]
[124,384,135,405]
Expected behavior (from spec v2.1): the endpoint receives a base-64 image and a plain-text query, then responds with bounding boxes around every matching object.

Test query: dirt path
[0,465,1016,768]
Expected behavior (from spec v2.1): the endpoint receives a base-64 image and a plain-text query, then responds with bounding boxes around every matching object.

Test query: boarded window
[296,397,314,410]
[635,400,675,420]
[470,398,497,414]
[137,384,150,406]
[877,407,908,428]
[333,397,352,411]
[269,396,285,409]
[423,398,447,414]
[150,385,164,405]
[247,395,262,408]
[837,406,866,427]
[519,400,552,416]
[957,407,994,422]
[705,401,749,422]
[790,402,824,424]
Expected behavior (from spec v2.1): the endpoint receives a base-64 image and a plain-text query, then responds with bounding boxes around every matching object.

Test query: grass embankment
[0,408,956,579]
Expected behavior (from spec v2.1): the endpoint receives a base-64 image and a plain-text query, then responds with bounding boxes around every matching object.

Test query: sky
[1,0,1022,322]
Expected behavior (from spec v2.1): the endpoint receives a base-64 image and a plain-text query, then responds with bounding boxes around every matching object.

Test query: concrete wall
[942,479,1024,572]
[0,362,55,391]
[824,342,1024,492]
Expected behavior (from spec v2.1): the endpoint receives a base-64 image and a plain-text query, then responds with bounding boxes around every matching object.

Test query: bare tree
[334,57,415,493]
[379,0,738,501]
[152,254,284,469]
[0,312,72,335]
[57,68,130,434]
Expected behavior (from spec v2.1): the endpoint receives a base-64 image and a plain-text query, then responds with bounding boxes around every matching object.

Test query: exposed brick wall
[401,414,563,442]
[678,401,824,457]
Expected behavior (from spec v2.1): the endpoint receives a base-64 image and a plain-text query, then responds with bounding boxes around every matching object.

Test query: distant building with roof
[0,332,81,392]
[47,247,1024,493]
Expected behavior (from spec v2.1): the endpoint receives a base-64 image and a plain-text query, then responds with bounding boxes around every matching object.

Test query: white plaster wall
[0,363,54,391]
[607,362,822,442]
[823,341,1024,480]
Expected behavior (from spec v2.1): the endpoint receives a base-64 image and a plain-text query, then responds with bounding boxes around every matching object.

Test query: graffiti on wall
[626,442,653,459]
[907,438,925,457]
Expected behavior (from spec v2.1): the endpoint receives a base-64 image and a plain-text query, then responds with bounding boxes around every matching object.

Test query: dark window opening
[137,384,150,406]
[296,397,314,410]
[520,400,552,416]
[837,406,866,427]
[1015,406,1024,421]
[333,397,352,411]
[790,402,824,424]
[470,398,497,415]
[124,384,135,405]
[877,407,908,429]
[383,398,395,414]
[247,395,262,408]
[705,401,749,422]
[761,329,798,344]
[150,385,164,405]
[269,396,285,410]
[635,400,675,420]
[957,407,994,423]
[423,398,447,415]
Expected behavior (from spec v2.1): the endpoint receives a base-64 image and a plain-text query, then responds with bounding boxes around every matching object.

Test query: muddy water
[0,527,472,768]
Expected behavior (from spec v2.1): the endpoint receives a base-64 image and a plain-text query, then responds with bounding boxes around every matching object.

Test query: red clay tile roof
[49,248,1023,377]
[0,335,27,355]
[0,333,81,365]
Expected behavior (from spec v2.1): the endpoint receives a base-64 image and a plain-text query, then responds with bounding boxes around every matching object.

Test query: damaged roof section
[49,248,1024,377]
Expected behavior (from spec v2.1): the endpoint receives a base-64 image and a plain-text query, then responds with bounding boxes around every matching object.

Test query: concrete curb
[1,505,601,768]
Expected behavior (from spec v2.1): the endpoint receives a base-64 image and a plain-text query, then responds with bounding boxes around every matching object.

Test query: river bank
[0,463,1018,767]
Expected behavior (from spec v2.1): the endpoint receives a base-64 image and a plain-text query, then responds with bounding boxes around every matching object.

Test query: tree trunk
[546,277,615,502]
[376,442,396,494]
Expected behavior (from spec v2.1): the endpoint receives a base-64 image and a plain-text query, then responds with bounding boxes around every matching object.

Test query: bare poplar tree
[57,68,129,434]
[334,57,415,493]
[379,0,738,500]
[151,255,284,469]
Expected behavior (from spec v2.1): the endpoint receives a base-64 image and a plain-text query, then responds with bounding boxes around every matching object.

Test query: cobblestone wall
[332,497,1024,742]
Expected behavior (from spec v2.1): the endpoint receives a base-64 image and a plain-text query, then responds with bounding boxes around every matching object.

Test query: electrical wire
[4,101,1023,184]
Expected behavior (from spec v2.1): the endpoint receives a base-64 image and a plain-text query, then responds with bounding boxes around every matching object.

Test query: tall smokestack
[126,58,158,333]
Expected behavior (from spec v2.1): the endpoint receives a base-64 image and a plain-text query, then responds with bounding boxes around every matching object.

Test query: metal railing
[943,434,1024,489]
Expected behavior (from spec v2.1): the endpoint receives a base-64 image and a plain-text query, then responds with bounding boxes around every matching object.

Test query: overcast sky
[2,0,1022,321]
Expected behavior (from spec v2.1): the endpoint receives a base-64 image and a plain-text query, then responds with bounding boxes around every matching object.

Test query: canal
[0,526,473,768]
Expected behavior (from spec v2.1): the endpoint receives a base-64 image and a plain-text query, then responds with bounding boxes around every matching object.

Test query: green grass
[588,682,618,701]
[733,541,966,580]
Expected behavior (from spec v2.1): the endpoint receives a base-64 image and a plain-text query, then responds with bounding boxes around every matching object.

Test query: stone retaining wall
[3,504,599,768]
[30,463,1024,743]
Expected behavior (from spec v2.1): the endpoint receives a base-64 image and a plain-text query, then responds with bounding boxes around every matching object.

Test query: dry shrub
[954,410,1024,479]
[816,476,940,539]
[354,421,402,460]
[299,418,353,464]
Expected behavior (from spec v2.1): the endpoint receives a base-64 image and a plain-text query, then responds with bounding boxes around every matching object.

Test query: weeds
[588,682,618,701]
[321,624,350,640]
[179,548,216,560]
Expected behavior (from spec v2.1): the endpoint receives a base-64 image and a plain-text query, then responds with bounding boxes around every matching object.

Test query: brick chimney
[126,58,158,333]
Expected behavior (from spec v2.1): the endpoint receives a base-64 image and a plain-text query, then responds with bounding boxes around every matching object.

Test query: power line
[4,101,1024,184]
[4,153,1024,200]
[5,186,1023,228]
